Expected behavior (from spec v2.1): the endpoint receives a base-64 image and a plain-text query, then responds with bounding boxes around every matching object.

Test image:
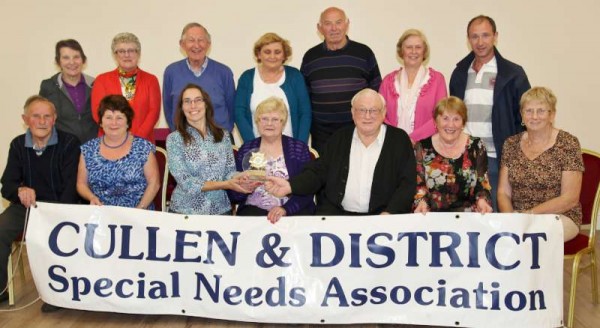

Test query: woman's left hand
[267,206,287,224]
[476,198,493,214]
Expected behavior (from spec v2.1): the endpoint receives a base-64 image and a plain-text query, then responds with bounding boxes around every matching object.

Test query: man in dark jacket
[449,15,531,209]
[265,88,416,215]
[0,96,80,311]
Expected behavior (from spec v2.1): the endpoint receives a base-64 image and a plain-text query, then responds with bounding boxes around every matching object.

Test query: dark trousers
[0,204,27,293]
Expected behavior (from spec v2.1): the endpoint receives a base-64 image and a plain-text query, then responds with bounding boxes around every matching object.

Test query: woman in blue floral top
[413,96,492,213]
[167,84,251,215]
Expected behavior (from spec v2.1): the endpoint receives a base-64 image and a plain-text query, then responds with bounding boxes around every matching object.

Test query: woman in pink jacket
[379,29,447,144]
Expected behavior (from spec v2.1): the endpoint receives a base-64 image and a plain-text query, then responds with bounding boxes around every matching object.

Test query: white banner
[26,202,563,327]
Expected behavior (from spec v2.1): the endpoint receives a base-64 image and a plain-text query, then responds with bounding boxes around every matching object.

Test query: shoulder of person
[56,129,81,147]
[557,130,581,147]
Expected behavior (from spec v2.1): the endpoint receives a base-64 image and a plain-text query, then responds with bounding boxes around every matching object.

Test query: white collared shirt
[341,125,386,213]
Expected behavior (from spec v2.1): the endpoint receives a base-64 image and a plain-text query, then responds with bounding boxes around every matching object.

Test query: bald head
[319,7,347,24]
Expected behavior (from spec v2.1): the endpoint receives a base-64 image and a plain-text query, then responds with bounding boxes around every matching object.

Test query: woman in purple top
[229,97,315,223]
[379,29,447,144]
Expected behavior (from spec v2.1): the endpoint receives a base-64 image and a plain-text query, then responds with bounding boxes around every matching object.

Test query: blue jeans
[487,156,499,212]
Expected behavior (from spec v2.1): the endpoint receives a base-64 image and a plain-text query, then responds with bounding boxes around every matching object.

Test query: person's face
[101,110,129,137]
[468,20,497,63]
[58,47,84,79]
[181,88,206,125]
[521,100,555,132]
[257,111,285,138]
[258,42,285,70]
[401,35,425,68]
[22,101,56,142]
[114,42,139,72]
[435,110,465,143]
[352,94,385,137]
[318,9,349,48]
[180,26,211,64]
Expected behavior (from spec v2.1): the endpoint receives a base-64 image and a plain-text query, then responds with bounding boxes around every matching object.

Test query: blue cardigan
[234,66,312,143]
[228,135,316,215]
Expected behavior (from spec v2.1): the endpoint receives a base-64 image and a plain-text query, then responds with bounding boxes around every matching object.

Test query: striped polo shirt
[464,57,497,158]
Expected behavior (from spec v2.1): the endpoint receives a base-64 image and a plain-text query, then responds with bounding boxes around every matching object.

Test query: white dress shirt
[341,125,386,213]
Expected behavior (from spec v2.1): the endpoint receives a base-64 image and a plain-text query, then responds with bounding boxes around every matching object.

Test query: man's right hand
[264,176,292,197]
[18,186,36,208]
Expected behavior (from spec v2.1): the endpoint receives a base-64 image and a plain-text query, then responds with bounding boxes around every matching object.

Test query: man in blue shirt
[163,23,235,132]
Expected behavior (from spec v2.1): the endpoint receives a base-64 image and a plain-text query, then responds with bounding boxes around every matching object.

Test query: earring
[521,122,525,126]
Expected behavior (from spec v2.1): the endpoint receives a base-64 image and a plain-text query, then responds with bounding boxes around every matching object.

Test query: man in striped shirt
[449,15,530,210]
[301,7,381,155]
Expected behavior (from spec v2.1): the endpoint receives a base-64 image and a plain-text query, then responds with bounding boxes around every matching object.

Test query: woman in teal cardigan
[234,33,311,143]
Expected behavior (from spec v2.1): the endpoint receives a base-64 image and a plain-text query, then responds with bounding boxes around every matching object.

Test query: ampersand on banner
[256,233,291,267]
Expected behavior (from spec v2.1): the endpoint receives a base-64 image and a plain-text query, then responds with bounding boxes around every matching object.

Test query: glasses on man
[115,49,138,56]
[182,97,204,106]
[523,108,551,116]
[355,108,381,116]
[259,117,283,124]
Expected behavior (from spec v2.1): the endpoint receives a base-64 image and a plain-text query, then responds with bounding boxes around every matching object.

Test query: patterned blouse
[501,130,584,226]
[81,137,154,208]
[246,155,290,210]
[166,126,236,215]
[414,136,492,212]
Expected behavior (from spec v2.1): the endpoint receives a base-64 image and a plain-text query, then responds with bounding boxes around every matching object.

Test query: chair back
[154,146,168,211]
[581,149,600,245]
[309,147,319,160]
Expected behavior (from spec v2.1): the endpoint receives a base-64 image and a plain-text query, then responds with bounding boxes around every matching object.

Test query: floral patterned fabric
[414,136,491,211]
[501,130,584,226]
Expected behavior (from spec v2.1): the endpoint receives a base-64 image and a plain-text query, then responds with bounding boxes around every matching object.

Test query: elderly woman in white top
[379,29,447,144]
[235,32,311,144]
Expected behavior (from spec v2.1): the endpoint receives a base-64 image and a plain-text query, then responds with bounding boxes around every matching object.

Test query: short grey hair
[111,32,141,53]
[351,89,386,111]
[180,22,211,42]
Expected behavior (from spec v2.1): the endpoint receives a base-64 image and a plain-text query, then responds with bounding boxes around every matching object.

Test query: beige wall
[0,0,599,207]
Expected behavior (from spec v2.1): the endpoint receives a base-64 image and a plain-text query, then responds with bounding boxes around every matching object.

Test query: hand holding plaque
[242,148,268,181]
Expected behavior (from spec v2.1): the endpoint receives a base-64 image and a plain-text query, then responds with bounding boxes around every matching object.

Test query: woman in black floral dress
[413,96,492,213]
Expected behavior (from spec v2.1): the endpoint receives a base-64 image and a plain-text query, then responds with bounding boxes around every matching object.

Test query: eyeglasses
[523,108,551,116]
[182,97,204,106]
[259,117,283,124]
[355,108,381,116]
[115,49,138,56]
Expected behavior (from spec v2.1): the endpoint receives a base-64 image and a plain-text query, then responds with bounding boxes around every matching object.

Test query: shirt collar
[469,55,497,72]
[352,124,386,146]
[186,57,209,76]
[25,126,58,148]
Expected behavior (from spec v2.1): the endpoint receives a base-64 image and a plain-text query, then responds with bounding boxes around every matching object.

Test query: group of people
[0,7,586,311]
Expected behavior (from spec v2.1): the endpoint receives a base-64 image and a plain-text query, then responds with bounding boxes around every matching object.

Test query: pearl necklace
[102,132,129,149]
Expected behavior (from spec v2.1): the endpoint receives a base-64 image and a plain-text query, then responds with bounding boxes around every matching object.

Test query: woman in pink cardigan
[92,32,160,143]
[379,29,447,144]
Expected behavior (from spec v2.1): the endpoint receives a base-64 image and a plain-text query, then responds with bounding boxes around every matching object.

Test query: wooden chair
[153,146,169,211]
[564,148,600,327]
[6,234,26,306]
[309,147,319,160]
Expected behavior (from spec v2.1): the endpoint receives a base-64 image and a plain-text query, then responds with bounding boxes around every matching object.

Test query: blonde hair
[396,29,430,62]
[254,97,289,126]
[253,33,292,63]
[520,86,557,113]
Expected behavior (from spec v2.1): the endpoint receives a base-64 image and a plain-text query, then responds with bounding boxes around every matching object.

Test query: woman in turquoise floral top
[167,84,252,215]
[413,96,492,213]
